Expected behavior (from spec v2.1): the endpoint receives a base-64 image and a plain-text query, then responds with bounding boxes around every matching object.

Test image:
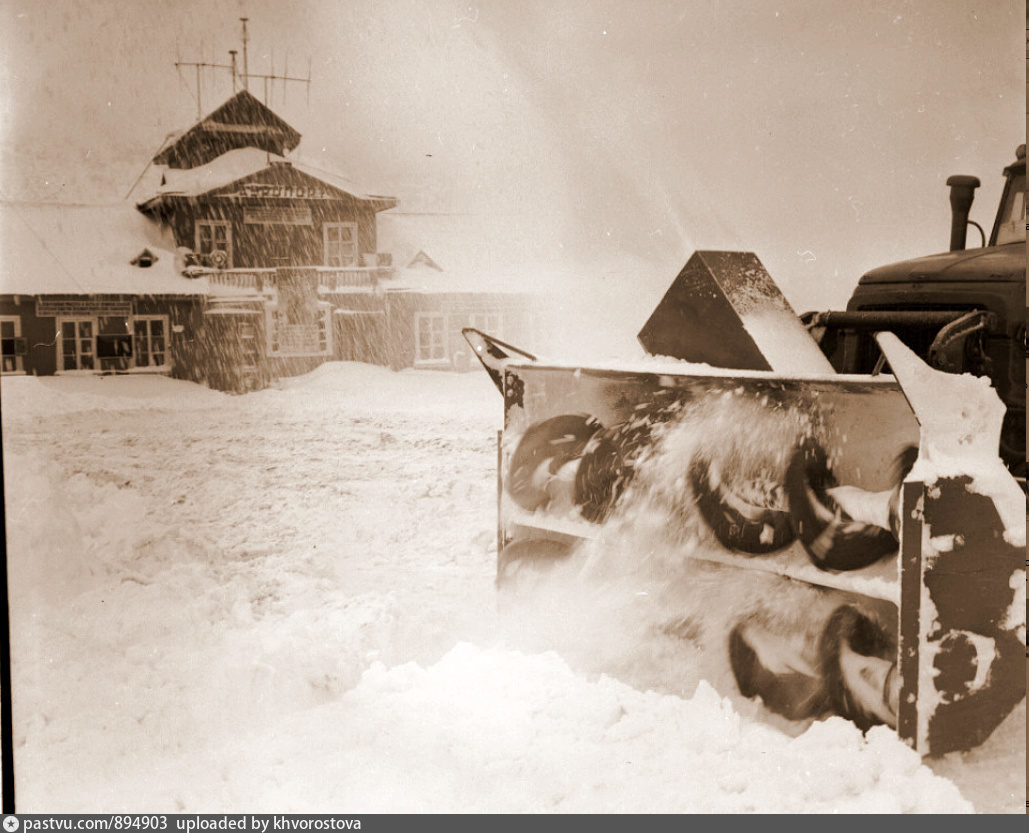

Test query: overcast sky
[0,0,1023,312]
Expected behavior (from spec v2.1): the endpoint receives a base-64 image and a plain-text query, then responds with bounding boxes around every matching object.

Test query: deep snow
[2,366,1024,813]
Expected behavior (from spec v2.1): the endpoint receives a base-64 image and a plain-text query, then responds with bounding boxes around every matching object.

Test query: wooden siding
[160,196,382,270]
[0,295,204,380]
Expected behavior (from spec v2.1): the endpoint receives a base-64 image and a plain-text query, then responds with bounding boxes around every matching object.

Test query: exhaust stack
[944,174,980,251]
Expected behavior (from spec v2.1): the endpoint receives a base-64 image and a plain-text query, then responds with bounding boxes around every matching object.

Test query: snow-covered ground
[2,367,1024,813]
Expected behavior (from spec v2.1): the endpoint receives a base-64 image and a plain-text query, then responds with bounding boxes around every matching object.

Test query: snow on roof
[151,90,301,169]
[376,212,545,295]
[289,155,398,204]
[0,201,207,296]
[130,148,396,207]
[133,147,278,201]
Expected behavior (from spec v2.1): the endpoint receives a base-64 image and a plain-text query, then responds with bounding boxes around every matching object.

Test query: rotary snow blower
[463,239,1024,756]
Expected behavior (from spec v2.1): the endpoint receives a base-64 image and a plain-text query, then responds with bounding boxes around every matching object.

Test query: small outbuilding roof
[376,212,545,295]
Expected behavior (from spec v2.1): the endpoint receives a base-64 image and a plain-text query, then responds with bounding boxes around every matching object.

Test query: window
[994,171,1026,246]
[323,223,358,267]
[468,312,501,333]
[97,316,133,372]
[415,313,448,364]
[58,318,96,371]
[54,315,170,374]
[1,317,25,374]
[133,316,168,369]
[196,220,232,267]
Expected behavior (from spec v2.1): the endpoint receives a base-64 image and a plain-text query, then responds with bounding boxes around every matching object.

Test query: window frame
[323,222,359,268]
[133,315,170,370]
[467,312,502,334]
[0,316,25,375]
[56,316,97,373]
[992,170,1026,246]
[96,315,134,372]
[414,312,449,366]
[56,314,172,374]
[195,219,233,267]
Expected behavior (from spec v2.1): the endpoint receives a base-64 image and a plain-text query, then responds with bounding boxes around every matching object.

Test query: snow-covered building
[0,201,206,378]
[0,90,541,389]
[357,211,543,371]
[127,90,402,388]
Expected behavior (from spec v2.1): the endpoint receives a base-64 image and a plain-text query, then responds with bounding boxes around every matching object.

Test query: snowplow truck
[463,144,1026,757]
[803,143,1026,481]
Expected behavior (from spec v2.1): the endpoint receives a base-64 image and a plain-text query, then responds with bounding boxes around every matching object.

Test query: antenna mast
[241,17,250,91]
[174,56,236,120]
[173,18,311,116]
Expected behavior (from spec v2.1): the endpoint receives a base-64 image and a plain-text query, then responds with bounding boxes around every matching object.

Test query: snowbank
[2,368,1022,812]
[74,645,973,813]
[0,374,228,416]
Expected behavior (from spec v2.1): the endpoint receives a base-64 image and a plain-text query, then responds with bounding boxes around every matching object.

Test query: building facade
[0,91,541,391]
[0,201,207,381]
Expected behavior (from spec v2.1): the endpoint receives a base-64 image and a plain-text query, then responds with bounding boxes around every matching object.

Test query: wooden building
[1,90,543,389]
[0,202,206,380]
[369,211,542,371]
[130,90,399,388]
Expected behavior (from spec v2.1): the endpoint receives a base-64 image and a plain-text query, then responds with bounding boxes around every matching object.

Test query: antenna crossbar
[173,18,312,116]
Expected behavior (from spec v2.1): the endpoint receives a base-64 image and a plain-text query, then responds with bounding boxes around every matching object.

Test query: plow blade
[469,329,1025,755]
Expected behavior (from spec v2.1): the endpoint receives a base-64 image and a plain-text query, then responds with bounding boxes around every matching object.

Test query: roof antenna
[172,18,312,115]
[175,54,235,119]
[240,17,250,91]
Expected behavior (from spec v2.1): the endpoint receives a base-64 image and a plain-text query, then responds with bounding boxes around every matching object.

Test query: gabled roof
[133,148,397,212]
[376,212,543,294]
[407,250,442,271]
[152,90,302,169]
[377,212,498,278]
[0,201,207,296]
[290,156,399,207]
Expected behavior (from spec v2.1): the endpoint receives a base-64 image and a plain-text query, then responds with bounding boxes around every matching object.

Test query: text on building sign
[37,299,133,317]
[229,184,334,200]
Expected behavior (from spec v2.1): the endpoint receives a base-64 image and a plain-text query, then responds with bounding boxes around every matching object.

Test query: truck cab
[804,144,1026,474]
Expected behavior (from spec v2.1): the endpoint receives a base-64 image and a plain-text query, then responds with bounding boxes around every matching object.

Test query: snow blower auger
[462,249,1025,757]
